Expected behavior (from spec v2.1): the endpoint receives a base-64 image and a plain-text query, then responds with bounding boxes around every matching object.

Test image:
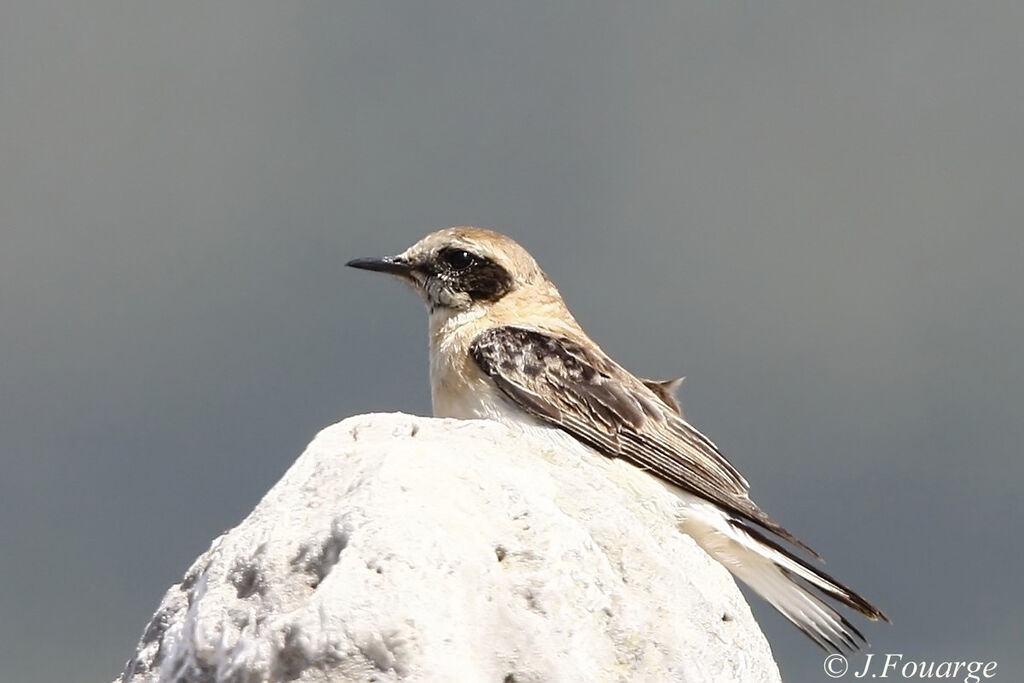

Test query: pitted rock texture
[116,413,780,683]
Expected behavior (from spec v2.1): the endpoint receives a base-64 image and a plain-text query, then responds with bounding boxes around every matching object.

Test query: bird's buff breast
[429,343,511,421]
[427,307,504,420]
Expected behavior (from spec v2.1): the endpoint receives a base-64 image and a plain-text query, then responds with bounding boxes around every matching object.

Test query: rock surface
[116,413,780,682]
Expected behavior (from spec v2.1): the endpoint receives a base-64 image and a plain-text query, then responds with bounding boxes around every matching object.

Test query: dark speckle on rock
[291,521,350,588]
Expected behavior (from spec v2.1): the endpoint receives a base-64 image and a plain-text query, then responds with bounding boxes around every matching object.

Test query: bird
[347,226,888,652]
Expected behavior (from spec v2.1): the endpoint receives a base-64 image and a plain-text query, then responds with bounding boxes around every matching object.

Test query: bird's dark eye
[439,248,477,271]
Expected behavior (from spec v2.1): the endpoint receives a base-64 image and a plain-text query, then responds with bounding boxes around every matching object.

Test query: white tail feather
[674,489,877,652]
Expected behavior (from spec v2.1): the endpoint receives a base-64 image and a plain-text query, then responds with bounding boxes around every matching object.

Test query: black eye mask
[434,248,514,303]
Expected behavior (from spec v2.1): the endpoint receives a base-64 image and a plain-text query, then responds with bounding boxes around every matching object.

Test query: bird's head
[347,227,548,315]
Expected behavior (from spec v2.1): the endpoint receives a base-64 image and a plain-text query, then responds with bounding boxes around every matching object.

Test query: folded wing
[470,325,818,556]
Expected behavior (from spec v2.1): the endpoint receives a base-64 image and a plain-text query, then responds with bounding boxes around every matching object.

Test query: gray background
[2,2,1021,681]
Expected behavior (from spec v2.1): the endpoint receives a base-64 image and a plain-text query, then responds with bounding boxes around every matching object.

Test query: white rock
[116,413,780,683]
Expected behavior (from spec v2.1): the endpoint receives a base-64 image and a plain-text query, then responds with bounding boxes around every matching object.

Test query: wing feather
[471,325,819,557]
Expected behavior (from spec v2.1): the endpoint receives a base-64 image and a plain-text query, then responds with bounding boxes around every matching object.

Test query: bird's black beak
[345,255,413,277]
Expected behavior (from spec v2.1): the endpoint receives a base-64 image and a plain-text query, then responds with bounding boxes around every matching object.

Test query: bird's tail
[678,497,888,652]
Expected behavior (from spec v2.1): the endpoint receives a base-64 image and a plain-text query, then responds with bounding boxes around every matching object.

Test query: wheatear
[348,226,887,651]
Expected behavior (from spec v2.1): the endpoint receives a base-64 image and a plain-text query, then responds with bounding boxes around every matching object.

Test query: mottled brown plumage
[470,326,825,557]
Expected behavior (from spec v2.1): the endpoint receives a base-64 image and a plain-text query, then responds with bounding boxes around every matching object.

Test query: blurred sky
[2,2,1022,681]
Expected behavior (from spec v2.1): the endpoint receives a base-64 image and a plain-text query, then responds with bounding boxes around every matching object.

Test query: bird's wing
[640,376,685,416]
[471,325,818,556]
